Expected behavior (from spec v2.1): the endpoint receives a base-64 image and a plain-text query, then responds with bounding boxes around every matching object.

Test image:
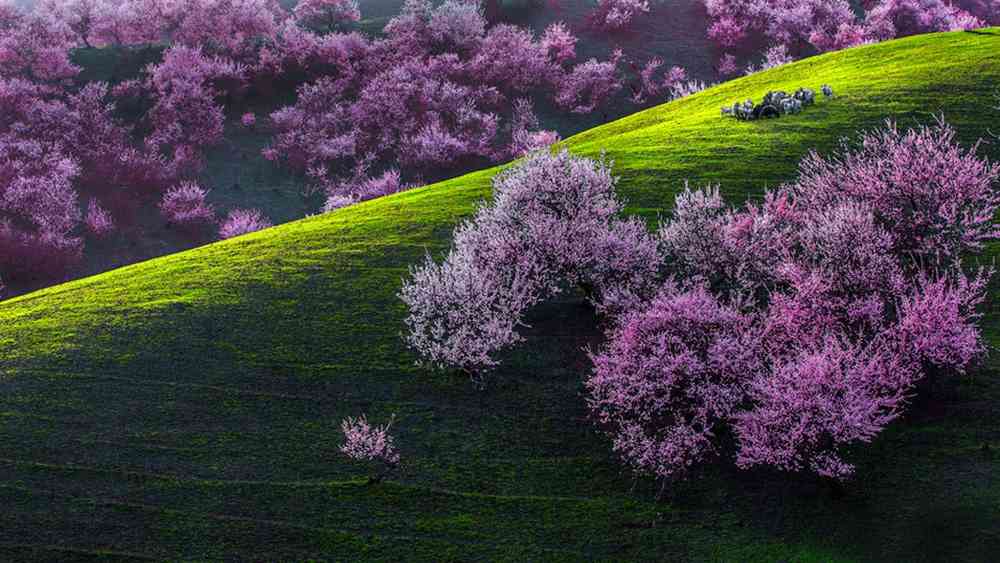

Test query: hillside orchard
[3,0,998,294]
[402,119,999,485]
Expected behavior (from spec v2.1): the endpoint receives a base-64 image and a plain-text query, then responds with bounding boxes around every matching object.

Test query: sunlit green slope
[1,29,998,561]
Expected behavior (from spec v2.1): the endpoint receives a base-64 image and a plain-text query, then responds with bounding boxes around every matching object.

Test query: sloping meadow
[0,29,998,561]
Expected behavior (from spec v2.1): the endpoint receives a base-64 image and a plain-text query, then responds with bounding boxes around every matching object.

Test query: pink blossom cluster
[262,2,678,203]
[321,168,412,211]
[792,119,1000,264]
[0,0,296,288]
[1,0,693,290]
[404,120,998,483]
[84,200,115,238]
[293,0,360,32]
[37,0,286,58]
[743,44,794,75]
[716,53,739,77]
[587,286,753,480]
[508,98,561,157]
[218,208,272,239]
[400,149,659,378]
[0,76,169,281]
[159,182,215,232]
[628,59,691,104]
[593,119,997,482]
[864,0,989,42]
[0,134,82,278]
[132,45,246,169]
[703,0,989,55]
[0,4,78,82]
[540,21,576,64]
[555,50,624,114]
[590,0,651,31]
[0,7,247,286]
[340,414,401,468]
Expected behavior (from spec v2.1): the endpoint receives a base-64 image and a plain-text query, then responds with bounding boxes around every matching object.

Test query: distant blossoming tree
[294,0,360,32]
[556,50,623,114]
[541,21,576,64]
[159,182,216,234]
[591,0,651,31]
[219,208,272,239]
[84,200,115,238]
[744,44,794,74]
[702,0,984,54]
[716,53,739,76]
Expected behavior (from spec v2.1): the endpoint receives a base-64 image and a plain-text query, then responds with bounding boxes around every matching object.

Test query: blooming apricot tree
[400,149,660,379]
[293,0,360,32]
[341,414,401,482]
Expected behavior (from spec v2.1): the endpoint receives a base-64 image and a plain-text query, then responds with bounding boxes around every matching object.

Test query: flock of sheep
[723,85,834,120]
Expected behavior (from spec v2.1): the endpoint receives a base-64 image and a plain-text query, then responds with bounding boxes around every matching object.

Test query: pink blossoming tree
[159,182,216,235]
[294,0,360,32]
[400,149,660,380]
[84,200,115,238]
[595,119,998,484]
[590,0,651,31]
[219,208,272,239]
[340,414,401,482]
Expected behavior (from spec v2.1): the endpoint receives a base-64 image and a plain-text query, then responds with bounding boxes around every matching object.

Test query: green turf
[2,29,999,561]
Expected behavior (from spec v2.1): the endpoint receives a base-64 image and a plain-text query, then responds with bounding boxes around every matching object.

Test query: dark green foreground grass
[2,30,999,561]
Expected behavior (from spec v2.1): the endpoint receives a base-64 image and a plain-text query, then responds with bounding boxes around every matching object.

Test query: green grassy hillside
[2,30,999,561]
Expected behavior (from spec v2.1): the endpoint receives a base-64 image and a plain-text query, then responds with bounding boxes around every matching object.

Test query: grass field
[1,29,999,561]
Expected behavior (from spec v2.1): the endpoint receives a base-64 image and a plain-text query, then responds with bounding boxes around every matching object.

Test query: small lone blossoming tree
[340,414,401,483]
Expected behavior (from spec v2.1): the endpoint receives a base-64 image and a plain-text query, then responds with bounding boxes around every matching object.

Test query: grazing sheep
[763,90,788,106]
[781,97,802,114]
[794,87,815,105]
[722,86,831,121]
